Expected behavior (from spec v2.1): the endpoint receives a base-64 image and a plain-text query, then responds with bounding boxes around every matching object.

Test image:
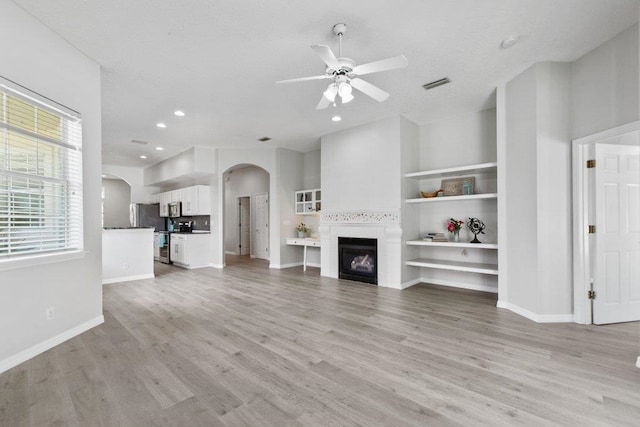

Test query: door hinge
[588,225,596,234]
[588,290,596,300]
[586,159,596,168]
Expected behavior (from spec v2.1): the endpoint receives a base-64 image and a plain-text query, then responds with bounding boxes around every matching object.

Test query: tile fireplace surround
[318,210,403,289]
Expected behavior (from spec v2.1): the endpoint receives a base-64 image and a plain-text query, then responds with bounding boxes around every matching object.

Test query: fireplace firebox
[338,237,377,285]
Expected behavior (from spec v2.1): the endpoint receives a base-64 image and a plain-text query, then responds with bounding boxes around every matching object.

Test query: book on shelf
[423,232,447,242]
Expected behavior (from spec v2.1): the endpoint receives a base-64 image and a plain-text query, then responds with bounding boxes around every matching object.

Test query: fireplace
[338,237,377,285]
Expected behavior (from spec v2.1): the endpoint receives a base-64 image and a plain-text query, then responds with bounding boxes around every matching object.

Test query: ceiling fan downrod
[332,23,347,58]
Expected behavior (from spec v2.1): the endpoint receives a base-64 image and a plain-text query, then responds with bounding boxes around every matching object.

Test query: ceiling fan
[276,23,408,110]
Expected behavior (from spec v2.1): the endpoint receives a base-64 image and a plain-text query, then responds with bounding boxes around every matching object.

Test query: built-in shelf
[406,258,499,275]
[405,162,497,179]
[406,240,498,249]
[406,193,498,204]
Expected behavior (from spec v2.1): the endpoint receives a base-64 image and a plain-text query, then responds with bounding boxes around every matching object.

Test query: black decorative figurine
[466,217,485,243]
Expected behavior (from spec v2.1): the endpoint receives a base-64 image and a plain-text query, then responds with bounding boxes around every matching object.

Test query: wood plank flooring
[1,256,639,426]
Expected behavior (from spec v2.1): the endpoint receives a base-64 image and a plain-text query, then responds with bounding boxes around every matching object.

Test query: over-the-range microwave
[168,201,182,218]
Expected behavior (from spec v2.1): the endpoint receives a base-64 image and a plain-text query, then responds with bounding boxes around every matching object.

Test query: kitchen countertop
[103,227,154,230]
[168,230,211,234]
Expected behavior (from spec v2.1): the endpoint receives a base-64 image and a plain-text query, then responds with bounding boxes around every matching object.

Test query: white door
[593,143,640,324]
[254,193,269,260]
[238,196,250,256]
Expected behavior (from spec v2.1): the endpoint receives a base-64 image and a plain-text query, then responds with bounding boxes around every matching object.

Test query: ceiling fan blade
[350,78,389,102]
[351,55,408,76]
[276,75,330,84]
[316,94,331,110]
[311,44,341,69]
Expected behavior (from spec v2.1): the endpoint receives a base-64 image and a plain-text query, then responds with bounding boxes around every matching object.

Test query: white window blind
[0,77,83,260]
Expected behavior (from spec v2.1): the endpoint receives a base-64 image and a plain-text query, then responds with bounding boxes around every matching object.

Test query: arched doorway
[101,173,131,227]
[222,164,270,265]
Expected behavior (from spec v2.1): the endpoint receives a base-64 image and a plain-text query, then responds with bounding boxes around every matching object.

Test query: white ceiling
[12,0,640,167]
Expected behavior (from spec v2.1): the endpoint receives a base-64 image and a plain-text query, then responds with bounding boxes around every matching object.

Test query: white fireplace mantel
[318,210,403,289]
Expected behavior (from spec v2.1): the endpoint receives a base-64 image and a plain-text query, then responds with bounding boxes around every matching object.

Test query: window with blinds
[0,78,83,260]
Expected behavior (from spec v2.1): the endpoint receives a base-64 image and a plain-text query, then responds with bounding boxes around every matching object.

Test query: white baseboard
[208,263,225,269]
[399,278,423,290]
[102,273,154,285]
[270,262,301,269]
[419,277,498,294]
[271,262,321,270]
[496,300,573,323]
[225,251,237,256]
[0,315,104,375]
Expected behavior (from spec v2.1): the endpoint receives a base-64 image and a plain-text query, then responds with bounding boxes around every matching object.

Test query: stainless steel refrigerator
[129,203,166,230]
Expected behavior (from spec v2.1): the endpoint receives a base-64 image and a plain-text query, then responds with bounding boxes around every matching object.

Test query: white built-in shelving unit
[404,161,498,279]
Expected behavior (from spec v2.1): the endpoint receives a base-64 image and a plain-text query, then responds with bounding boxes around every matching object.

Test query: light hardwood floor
[1,256,639,426]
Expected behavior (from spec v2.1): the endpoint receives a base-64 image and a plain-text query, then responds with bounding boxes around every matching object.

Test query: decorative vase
[453,230,460,243]
[297,231,305,238]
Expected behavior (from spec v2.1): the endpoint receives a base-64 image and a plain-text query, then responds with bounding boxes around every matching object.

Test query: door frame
[236,195,251,256]
[254,192,269,260]
[572,121,640,324]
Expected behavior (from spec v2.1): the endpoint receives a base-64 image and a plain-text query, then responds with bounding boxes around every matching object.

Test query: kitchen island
[102,227,154,284]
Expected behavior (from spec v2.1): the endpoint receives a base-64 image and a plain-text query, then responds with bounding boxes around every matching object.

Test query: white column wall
[0,2,103,372]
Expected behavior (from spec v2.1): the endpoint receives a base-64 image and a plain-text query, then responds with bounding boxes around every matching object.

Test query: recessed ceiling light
[140,155,147,159]
[501,35,519,49]
[174,110,185,117]
[155,146,164,151]
[156,122,167,128]
[332,115,341,122]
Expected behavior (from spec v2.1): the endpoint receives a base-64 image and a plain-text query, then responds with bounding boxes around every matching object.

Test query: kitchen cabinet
[170,188,183,202]
[295,189,321,214]
[155,185,211,217]
[159,192,171,217]
[170,233,211,269]
[182,185,211,215]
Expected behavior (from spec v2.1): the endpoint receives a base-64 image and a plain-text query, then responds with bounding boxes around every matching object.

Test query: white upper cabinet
[182,185,211,216]
[156,185,211,217]
[295,189,321,215]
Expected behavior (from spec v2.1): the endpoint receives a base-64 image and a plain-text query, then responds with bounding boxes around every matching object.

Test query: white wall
[102,178,131,228]
[102,164,159,204]
[302,149,321,189]
[501,62,573,320]
[417,109,499,292]
[322,117,402,212]
[144,146,215,186]
[276,148,305,267]
[420,109,497,170]
[572,24,639,139]
[0,2,103,371]
[223,165,269,255]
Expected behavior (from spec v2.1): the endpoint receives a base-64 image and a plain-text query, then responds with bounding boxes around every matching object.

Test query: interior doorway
[222,164,270,264]
[254,193,269,260]
[573,122,640,325]
[237,196,250,256]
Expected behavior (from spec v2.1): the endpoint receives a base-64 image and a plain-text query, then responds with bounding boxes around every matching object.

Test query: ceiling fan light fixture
[338,81,352,97]
[323,84,338,102]
[341,91,354,103]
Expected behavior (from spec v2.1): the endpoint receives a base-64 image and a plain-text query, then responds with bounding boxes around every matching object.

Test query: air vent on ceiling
[422,77,451,91]
[131,139,149,145]
[258,137,271,142]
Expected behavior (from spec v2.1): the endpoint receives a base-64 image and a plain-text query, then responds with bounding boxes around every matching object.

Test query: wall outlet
[123,262,129,270]
[46,307,55,320]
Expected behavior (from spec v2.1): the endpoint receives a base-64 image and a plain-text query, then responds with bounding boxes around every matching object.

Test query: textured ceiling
[11,0,640,167]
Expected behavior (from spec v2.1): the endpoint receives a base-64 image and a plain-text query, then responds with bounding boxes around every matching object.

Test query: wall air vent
[131,139,149,145]
[422,77,451,90]
[258,137,271,142]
